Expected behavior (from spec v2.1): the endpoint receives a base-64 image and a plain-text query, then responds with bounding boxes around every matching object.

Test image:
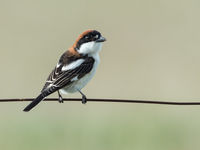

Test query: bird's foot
[58,91,64,103]
[58,96,64,103]
[58,97,64,103]
[82,95,87,104]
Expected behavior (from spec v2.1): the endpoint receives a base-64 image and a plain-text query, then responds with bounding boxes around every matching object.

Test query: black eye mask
[76,30,101,50]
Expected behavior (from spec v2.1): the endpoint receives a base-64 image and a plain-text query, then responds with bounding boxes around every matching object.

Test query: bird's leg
[77,89,87,104]
[57,91,64,103]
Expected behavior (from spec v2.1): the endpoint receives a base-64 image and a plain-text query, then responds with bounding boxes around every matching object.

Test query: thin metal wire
[0,98,200,105]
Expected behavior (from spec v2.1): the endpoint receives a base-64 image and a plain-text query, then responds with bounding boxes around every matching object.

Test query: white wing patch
[56,63,61,68]
[61,59,84,71]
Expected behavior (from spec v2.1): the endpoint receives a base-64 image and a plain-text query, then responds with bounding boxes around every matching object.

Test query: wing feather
[41,57,94,93]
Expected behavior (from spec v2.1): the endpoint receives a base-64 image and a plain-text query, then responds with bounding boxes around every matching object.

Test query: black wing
[42,57,95,93]
[23,57,94,112]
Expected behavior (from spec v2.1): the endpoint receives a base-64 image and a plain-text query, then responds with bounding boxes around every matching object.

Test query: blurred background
[0,0,200,149]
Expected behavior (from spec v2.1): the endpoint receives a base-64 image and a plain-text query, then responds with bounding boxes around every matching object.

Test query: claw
[58,91,64,103]
[82,95,87,104]
[58,96,64,103]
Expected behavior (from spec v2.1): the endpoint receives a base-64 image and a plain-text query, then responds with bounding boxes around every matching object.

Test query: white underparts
[71,76,78,81]
[60,53,100,94]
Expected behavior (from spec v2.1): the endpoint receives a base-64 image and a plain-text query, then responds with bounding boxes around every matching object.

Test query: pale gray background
[0,0,200,150]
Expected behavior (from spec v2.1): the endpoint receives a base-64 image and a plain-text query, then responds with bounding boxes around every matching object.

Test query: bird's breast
[60,53,100,94]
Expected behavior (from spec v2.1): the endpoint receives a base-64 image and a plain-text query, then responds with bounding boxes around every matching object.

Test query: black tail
[23,86,58,112]
[23,94,45,112]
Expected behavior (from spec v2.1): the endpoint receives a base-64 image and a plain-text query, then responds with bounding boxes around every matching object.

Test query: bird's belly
[60,65,97,94]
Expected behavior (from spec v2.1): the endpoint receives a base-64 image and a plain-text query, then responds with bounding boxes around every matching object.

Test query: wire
[0,98,200,105]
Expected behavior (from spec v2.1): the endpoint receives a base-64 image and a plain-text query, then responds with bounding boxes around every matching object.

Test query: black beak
[96,36,106,42]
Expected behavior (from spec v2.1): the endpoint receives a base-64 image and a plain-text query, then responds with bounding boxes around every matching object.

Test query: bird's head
[72,30,106,55]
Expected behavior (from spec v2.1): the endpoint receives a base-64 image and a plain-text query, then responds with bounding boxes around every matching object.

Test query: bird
[23,30,106,112]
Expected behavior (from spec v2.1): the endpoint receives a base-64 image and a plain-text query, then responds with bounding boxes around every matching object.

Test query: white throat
[78,42,102,55]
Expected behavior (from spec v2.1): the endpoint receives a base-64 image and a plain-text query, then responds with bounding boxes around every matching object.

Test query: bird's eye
[95,35,99,39]
[85,36,89,39]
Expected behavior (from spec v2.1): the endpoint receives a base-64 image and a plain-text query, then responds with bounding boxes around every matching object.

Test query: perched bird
[23,30,106,112]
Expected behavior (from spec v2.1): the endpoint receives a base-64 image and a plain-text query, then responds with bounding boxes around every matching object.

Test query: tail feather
[23,86,58,112]
[23,94,45,112]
